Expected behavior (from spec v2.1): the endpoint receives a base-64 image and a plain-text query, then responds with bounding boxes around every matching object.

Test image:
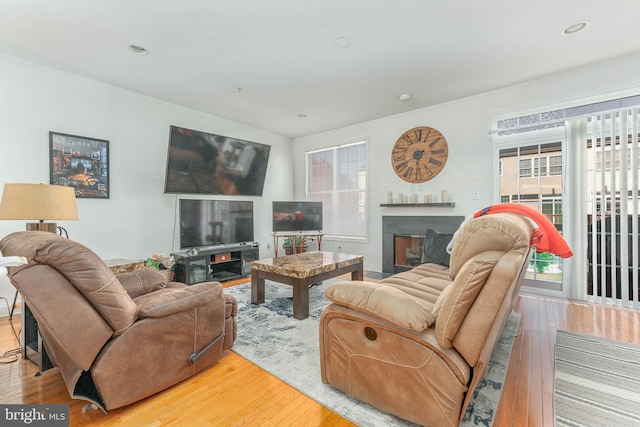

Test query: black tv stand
[171,243,259,285]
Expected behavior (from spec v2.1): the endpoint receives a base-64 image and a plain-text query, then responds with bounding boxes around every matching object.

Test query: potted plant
[282,236,308,255]
[144,253,176,281]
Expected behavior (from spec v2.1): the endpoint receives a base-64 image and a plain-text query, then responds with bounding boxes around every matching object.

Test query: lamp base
[26,222,57,233]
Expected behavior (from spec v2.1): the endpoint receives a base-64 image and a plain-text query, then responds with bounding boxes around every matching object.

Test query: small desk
[251,251,363,320]
[22,303,54,375]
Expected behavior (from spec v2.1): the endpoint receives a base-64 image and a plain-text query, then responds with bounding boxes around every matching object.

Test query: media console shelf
[171,243,259,285]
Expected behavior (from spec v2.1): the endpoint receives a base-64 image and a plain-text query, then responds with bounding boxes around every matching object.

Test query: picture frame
[49,131,110,199]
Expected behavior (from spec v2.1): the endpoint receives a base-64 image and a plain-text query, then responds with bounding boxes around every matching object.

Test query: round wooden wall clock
[391,126,448,183]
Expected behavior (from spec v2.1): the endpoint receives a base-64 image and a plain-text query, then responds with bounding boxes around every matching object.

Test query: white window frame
[492,127,573,299]
[306,140,368,240]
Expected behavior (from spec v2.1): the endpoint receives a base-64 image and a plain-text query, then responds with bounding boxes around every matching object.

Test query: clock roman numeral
[431,149,445,155]
[402,135,413,145]
[413,128,423,142]
[423,165,434,176]
[429,137,441,147]
[395,160,409,172]
[415,166,422,181]
[394,154,405,162]
[403,166,414,179]
[428,157,442,166]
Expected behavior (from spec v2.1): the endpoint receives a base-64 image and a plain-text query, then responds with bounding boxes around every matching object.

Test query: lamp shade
[0,183,79,221]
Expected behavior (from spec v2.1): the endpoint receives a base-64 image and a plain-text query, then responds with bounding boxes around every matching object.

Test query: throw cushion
[421,229,454,266]
[325,281,435,332]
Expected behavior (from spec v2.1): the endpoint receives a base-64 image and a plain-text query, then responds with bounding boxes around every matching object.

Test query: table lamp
[0,183,79,233]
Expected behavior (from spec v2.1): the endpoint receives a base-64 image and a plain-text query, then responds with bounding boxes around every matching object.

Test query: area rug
[227,281,520,427]
[554,330,640,427]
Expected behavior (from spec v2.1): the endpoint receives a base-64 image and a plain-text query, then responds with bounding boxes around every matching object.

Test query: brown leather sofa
[319,212,534,426]
[0,231,237,411]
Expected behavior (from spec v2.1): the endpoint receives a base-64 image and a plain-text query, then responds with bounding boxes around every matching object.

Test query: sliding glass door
[498,141,565,293]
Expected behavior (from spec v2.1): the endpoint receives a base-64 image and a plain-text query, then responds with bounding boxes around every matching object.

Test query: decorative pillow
[421,229,454,266]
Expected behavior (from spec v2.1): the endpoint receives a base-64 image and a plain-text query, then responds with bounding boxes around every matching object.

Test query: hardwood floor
[1,280,639,426]
[495,293,640,427]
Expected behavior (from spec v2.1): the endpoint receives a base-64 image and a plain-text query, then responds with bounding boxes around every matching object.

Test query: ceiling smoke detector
[334,37,351,48]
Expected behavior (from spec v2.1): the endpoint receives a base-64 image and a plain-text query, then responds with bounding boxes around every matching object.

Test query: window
[519,158,532,177]
[306,141,367,239]
[534,157,547,176]
[595,147,633,171]
[520,154,561,177]
[549,155,562,175]
[541,195,563,226]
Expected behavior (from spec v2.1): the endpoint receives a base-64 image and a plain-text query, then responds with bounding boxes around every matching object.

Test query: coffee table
[251,251,364,320]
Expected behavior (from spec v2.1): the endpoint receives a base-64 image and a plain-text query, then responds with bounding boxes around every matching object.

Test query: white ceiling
[1,0,640,138]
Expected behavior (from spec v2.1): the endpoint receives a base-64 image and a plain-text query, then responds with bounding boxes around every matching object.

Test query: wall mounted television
[272,201,323,232]
[180,199,254,249]
[165,125,271,196]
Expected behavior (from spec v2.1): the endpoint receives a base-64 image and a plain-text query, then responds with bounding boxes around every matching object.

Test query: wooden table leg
[292,278,310,320]
[352,263,364,281]
[251,270,265,305]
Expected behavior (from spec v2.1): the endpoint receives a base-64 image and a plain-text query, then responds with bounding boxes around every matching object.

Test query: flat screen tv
[180,199,254,249]
[165,125,271,196]
[272,201,323,232]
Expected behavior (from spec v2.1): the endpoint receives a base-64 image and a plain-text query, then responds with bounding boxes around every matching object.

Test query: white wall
[0,53,294,314]
[293,53,640,272]
[4,49,640,310]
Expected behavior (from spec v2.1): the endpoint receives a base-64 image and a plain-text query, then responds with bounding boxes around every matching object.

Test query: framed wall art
[49,131,110,199]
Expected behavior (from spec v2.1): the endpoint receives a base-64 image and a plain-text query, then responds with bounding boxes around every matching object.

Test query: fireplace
[382,216,464,274]
[394,234,425,270]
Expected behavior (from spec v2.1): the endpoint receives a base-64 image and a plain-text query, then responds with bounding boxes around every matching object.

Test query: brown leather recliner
[0,231,237,411]
[319,212,534,427]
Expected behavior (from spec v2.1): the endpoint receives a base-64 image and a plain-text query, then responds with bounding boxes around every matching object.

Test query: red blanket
[474,204,573,258]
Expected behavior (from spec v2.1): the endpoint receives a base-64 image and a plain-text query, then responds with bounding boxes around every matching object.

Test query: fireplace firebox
[394,234,425,271]
[383,216,464,274]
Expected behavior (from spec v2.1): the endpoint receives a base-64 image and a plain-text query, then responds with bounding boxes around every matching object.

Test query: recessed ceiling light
[562,21,589,35]
[128,45,148,55]
[334,37,351,48]
[297,113,307,118]
[399,93,411,101]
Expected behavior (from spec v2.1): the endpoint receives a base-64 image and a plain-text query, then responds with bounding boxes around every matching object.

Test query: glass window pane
[307,141,367,239]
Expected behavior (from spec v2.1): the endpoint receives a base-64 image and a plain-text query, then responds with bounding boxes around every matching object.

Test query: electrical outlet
[266,243,271,249]
[472,191,480,200]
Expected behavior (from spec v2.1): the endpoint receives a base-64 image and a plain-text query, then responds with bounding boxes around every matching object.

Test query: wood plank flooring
[1,280,639,426]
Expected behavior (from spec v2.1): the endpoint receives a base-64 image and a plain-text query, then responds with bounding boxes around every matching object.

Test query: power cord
[0,292,22,364]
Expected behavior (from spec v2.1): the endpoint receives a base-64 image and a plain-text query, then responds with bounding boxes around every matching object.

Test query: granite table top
[251,251,363,279]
